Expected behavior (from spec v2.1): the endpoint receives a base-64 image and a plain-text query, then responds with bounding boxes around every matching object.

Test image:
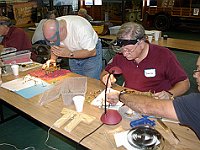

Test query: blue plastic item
[130,115,156,127]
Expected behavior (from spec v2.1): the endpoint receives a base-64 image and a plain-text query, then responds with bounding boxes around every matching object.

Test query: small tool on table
[157,119,180,145]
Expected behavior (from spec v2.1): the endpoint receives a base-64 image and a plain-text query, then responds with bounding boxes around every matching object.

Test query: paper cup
[11,64,19,76]
[73,95,85,112]
[148,35,153,43]
[154,31,160,41]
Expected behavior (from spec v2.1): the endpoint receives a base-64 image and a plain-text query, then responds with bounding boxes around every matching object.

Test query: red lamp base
[100,109,122,125]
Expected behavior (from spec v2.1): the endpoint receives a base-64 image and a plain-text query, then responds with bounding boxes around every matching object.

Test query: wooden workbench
[0,70,200,149]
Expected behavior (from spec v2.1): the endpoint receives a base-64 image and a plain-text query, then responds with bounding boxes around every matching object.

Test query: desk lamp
[100,66,122,125]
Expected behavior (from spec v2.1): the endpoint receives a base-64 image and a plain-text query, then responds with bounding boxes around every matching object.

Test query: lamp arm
[104,73,112,114]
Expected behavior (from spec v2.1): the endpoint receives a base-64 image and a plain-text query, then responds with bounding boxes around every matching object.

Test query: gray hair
[117,22,145,40]
[78,8,87,15]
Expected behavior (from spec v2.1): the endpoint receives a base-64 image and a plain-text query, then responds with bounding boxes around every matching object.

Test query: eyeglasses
[0,21,11,26]
[111,38,140,53]
[45,30,60,46]
[116,39,139,47]
[121,42,140,55]
[122,47,136,55]
[193,69,200,74]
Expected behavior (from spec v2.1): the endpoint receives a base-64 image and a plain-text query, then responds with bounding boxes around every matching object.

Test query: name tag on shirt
[144,69,156,77]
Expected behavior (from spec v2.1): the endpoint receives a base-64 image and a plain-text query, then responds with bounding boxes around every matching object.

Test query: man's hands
[102,74,117,88]
[153,91,174,100]
[42,45,71,69]
[51,46,70,57]
[42,59,56,69]
[106,91,120,105]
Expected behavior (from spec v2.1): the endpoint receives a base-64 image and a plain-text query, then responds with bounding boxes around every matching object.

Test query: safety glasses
[193,69,200,74]
[111,38,139,53]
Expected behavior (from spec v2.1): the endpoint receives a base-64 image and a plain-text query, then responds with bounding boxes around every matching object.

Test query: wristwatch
[119,89,127,102]
[166,91,174,100]
[69,52,74,58]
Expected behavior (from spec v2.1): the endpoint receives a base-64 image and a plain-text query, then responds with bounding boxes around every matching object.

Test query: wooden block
[80,113,96,124]
[61,108,96,124]
[61,108,75,115]
[54,112,75,128]
[58,108,96,132]
[64,114,82,132]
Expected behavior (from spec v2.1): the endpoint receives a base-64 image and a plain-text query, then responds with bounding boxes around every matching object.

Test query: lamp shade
[100,109,122,125]
[100,66,122,125]
[109,66,122,75]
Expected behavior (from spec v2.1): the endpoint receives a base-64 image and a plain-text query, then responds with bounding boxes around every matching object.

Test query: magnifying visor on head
[45,19,60,46]
[111,38,140,53]
[0,20,12,26]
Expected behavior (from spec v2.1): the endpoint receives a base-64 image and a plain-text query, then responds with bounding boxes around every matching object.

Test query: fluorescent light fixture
[85,0,93,5]
[94,0,102,5]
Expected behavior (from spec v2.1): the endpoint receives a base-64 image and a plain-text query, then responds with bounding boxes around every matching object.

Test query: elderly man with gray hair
[0,16,32,51]
[101,22,190,100]
[107,55,200,139]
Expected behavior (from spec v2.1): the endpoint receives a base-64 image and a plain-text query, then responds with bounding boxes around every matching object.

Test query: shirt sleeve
[173,93,200,138]
[165,51,188,86]
[105,54,122,72]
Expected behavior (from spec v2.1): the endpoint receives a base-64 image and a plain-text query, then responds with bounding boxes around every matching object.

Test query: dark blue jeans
[69,39,103,80]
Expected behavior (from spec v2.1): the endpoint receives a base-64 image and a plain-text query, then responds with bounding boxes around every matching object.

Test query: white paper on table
[114,131,138,150]
[91,88,123,110]
[1,77,47,91]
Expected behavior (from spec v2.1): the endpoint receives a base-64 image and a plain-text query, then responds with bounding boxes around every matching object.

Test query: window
[85,0,93,5]
[94,0,102,5]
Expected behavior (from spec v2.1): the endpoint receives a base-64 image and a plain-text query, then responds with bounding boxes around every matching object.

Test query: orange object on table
[28,68,71,82]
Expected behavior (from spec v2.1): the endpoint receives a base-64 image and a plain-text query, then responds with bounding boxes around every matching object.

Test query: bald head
[43,19,58,41]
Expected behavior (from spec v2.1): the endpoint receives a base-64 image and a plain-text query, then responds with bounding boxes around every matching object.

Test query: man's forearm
[169,79,190,97]
[70,49,96,58]
[50,51,57,61]
[120,93,178,120]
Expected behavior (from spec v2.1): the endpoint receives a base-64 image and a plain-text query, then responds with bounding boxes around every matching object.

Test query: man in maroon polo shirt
[101,22,189,100]
[0,16,32,51]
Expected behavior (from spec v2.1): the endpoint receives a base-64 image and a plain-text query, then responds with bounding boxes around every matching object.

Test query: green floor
[172,50,199,94]
[0,29,200,150]
[0,104,85,150]
[0,114,75,150]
